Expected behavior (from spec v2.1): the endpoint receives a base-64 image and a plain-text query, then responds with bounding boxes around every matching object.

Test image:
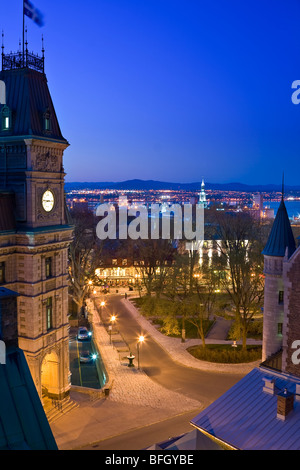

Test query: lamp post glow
[109,314,116,344]
[137,335,145,369]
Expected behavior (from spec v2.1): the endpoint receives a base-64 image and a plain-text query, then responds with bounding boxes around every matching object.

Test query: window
[277,323,283,335]
[45,257,52,278]
[0,262,5,284]
[1,105,11,131]
[278,290,284,305]
[112,259,118,266]
[46,297,53,330]
[43,108,51,132]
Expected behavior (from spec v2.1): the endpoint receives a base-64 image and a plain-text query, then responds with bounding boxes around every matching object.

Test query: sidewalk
[50,297,203,449]
[50,294,260,449]
[89,298,203,410]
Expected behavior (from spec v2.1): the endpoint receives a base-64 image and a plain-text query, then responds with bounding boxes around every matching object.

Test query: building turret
[261,197,296,362]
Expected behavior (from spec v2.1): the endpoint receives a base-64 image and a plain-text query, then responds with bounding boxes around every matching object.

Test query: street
[96,294,244,408]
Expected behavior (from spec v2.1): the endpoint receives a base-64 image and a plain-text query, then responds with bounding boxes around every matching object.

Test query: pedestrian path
[88,298,202,412]
[50,293,261,449]
[122,297,261,375]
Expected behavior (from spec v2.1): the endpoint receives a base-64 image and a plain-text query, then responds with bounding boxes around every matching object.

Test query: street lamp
[99,301,105,322]
[109,314,116,344]
[137,335,145,369]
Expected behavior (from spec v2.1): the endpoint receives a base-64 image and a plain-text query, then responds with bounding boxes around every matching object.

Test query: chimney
[263,377,276,394]
[277,388,294,420]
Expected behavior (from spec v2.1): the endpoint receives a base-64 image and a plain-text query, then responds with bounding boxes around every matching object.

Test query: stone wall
[282,247,300,377]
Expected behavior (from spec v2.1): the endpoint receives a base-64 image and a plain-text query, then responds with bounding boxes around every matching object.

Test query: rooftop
[0,347,57,450]
[191,366,300,450]
[262,197,296,258]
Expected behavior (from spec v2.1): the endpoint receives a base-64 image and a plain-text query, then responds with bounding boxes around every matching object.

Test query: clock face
[42,190,54,212]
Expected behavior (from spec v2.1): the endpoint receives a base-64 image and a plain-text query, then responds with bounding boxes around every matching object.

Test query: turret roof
[262,197,296,258]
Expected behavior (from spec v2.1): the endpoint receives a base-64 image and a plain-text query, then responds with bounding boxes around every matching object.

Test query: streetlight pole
[137,335,144,369]
[110,315,116,344]
[100,301,105,322]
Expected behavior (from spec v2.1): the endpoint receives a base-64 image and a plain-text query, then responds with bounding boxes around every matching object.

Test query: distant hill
[64,179,300,192]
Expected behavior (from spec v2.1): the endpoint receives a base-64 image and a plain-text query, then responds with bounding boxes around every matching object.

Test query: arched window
[1,105,11,131]
[43,108,51,132]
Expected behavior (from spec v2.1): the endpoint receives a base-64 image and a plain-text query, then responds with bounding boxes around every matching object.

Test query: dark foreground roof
[191,367,300,450]
[262,198,296,258]
[0,347,57,450]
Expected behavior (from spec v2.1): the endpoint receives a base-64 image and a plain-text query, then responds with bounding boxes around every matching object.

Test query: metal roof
[262,198,296,258]
[0,347,58,450]
[191,367,300,450]
[0,67,68,144]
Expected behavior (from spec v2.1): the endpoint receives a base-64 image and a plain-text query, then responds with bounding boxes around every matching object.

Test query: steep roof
[262,198,296,258]
[0,346,58,450]
[0,67,68,144]
[191,367,300,450]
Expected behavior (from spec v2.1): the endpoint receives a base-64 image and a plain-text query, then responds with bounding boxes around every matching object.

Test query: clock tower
[0,45,73,400]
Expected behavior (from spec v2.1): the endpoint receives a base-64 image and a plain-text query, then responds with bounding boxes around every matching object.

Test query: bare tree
[189,262,220,348]
[212,211,264,349]
[163,247,199,342]
[69,208,102,317]
[133,239,176,299]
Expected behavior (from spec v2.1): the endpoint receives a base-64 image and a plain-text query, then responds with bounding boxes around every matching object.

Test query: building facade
[0,49,73,399]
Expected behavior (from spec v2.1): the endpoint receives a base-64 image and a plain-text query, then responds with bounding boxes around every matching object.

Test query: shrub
[187,344,262,363]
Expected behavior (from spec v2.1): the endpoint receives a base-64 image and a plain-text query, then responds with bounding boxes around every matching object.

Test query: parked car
[79,350,92,363]
[77,327,91,341]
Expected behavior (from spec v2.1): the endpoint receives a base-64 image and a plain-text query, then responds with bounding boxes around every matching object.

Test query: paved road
[69,331,104,389]
[80,408,201,450]
[101,295,244,407]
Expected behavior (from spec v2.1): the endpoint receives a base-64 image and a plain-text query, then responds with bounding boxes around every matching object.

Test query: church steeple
[198,178,207,208]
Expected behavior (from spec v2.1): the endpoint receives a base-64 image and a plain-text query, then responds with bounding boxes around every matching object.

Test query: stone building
[190,195,300,450]
[261,196,296,362]
[0,47,73,400]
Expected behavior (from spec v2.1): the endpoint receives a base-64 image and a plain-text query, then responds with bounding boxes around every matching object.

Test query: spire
[262,195,296,259]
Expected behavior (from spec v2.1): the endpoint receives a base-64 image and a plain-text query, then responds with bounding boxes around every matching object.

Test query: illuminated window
[278,291,284,305]
[45,257,52,278]
[1,105,11,131]
[46,297,53,330]
[43,108,51,132]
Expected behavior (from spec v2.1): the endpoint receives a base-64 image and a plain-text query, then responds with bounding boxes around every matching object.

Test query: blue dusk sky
[1,0,300,185]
